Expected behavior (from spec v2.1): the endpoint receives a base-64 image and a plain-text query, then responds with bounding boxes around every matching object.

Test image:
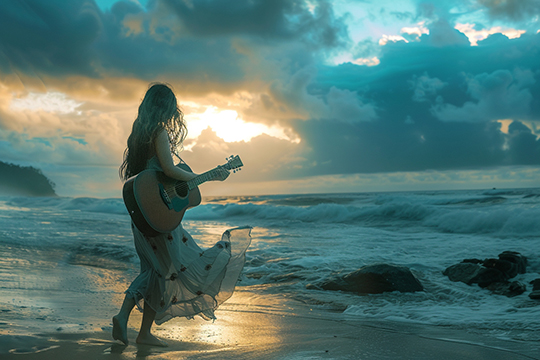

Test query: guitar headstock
[224,155,243,173]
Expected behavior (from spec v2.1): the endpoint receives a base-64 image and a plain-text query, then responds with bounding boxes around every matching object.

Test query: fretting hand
[213,166,230,181]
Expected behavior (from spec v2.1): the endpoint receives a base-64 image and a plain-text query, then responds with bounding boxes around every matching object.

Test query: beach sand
[1,241,539,359]
[1,287,538,360]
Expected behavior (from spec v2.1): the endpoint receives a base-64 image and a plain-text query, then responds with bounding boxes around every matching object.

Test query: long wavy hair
[120,83,187,180]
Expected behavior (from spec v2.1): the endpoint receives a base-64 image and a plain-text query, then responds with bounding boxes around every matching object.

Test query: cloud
[409,72,446,102]
[0,0,349,96]
[477,0,540,22]
[0,87,129,168]
[289,27,540,176]
[432,69,535,122]
[325,87,377,122]
[505,120,540,165]
[162,0,348,48]
[10,92,83,113]
[424,18,470,46]
[292,118,512,176]
[267,66,377,123]
[401,22,430,39]
[0,0,102,77]
[455,23,526,46]
[379,34,408,46]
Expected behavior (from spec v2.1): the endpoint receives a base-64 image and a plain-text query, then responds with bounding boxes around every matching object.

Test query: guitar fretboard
[186,167,221,190]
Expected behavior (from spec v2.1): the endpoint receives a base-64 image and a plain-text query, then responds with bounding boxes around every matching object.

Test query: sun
[185,106,298,143]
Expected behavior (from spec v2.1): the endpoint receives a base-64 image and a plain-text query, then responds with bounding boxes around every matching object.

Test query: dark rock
[444,263,509,287]
[486,281,527,297]
[470,268,508,288]
[462,258,483,264]
[498,251,527,274]
[445,251,527,287]
[482,258,517,279]
[313,264,423,295]
[443,263,484,284]
[529,278,540,300]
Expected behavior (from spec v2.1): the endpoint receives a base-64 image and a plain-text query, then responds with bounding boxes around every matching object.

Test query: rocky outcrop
[443,251,528,297]
[307,264,423,295]
[530,279,540,300]
[486,281,527,297]
[0,161,56,196]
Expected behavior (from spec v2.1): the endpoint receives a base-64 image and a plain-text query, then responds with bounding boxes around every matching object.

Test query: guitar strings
[162,167,219,197]
[162,162,238,197]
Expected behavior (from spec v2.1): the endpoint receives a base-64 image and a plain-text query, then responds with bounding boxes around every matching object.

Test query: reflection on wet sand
[1,288,537,360]
[144,291,286,359]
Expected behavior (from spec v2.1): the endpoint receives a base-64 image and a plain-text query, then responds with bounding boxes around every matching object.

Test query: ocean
[1,188,539,344]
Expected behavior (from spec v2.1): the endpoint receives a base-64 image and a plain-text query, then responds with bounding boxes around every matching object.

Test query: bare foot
[136,333,168,347]
[112,315,128,345]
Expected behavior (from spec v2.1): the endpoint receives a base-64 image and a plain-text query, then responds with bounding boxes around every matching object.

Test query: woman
[114,83,251,347]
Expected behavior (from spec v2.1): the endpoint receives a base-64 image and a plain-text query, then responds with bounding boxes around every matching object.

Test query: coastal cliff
[0,161,57,196]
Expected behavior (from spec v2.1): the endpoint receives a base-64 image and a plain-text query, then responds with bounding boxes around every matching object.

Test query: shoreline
[1,291,539,360]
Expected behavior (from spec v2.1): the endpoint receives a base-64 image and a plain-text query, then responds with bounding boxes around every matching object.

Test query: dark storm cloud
[477,0,540,22]
[292,119,507,175]
[0,0,244,82]
[433,68,535,123]
[161,0,348,48]
[0,0,102,77]
[506,121,540,165]
[95,2,245,81]
[292,27,540,176]
[0,0,347,83]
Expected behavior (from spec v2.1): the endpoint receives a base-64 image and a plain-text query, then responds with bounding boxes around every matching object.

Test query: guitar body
[123,163,201,237]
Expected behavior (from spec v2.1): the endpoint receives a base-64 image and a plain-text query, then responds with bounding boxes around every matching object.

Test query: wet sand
[1,289,539,360]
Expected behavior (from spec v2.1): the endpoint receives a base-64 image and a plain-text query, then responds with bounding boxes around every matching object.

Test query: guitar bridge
[159,184,173,210]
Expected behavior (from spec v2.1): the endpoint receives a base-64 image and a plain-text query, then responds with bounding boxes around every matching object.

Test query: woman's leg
[136,301,168,347]
[112,295,136,345]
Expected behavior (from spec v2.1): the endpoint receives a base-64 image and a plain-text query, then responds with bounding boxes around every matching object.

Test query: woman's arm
[155,129,198,181]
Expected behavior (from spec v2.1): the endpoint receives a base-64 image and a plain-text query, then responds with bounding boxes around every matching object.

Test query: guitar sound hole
[175,182,189,198]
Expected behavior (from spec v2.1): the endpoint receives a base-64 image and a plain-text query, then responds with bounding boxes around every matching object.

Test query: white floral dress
[125,157,251,324]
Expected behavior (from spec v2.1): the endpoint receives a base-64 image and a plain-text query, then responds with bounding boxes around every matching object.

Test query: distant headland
[0,161,57,197]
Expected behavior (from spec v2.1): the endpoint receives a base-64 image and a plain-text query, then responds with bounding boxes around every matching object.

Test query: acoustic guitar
[123,155,243,237]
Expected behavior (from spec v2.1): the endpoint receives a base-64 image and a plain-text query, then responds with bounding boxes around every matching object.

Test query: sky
[0,0,539,198]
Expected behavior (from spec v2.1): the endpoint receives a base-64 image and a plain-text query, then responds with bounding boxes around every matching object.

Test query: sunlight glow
[10,92,82,114]
[520,121,540,140]
[379,22,428,47]
[353,57,380,66]
[185,106,298,143]
[401,22,429,38]
[455,23,526,46]
[497,119,513,134]
[329,53,380,66]
[496,119,540,141]
[379,34,408,45]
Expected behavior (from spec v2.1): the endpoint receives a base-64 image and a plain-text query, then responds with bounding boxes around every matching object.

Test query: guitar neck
[183,155,242,189]
[186,167,222,190]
